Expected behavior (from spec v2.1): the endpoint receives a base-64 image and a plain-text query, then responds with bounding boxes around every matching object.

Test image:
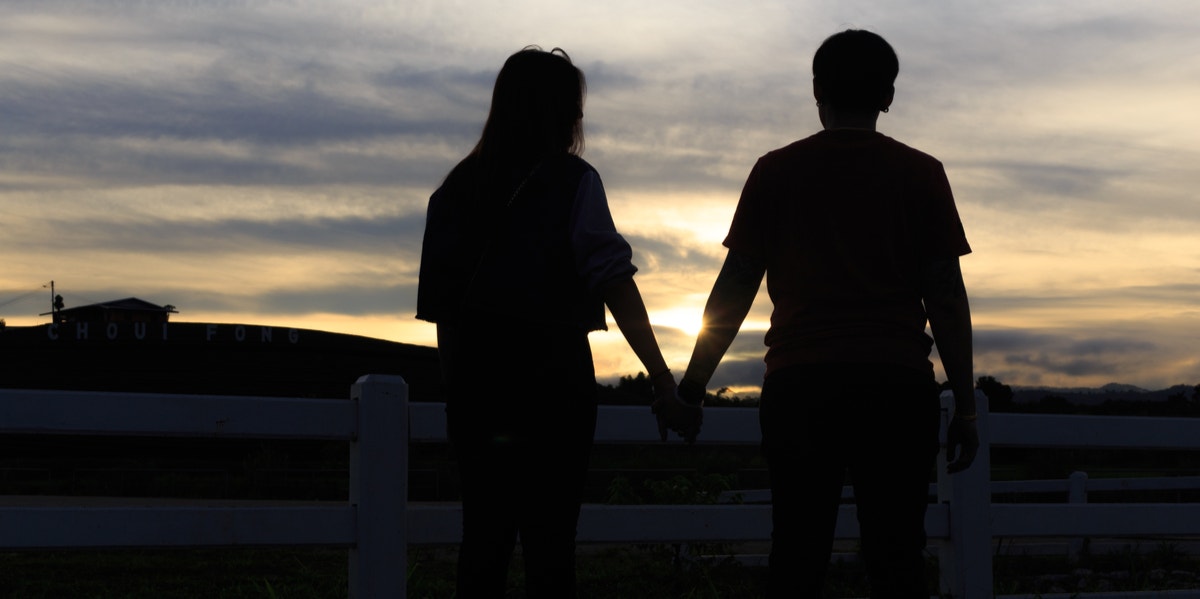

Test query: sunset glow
[2,1,1199,392]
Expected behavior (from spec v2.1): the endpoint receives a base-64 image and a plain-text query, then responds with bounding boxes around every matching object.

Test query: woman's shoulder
[439,154,480,189]
[549,152,598,175]
[540,153,600,188]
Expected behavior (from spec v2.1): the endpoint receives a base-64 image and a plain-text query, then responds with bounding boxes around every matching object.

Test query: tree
[975,375,1014,412]
[616,372,654,400]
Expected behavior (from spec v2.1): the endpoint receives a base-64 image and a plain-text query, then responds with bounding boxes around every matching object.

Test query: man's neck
[819,108,880,131]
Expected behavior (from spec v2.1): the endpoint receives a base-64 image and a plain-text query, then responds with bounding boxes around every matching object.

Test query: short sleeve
[570,170,637,292]
[921,161,972,259]
[723,157,770,258]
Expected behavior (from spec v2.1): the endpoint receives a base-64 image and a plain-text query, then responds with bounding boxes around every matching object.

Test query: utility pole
[49,281,64,322]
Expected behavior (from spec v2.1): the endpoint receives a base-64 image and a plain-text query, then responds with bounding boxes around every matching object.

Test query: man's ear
[881,86,895,112]
[813,79,826,104]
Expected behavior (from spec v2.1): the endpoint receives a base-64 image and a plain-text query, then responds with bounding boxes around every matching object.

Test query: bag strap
[458,160,544,312]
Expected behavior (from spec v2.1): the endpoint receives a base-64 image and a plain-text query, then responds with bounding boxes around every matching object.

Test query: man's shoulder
[760,132,826,160]
[876,134,944,167]
[761,131,943,166]
[746,134,818,179]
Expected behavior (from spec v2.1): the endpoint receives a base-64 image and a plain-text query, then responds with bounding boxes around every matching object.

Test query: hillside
[1011,383,1196,405]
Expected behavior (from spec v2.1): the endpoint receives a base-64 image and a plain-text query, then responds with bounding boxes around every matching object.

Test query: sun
[652,307,704,338]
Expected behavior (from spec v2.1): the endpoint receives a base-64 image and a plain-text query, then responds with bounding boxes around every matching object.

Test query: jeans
[760,363,941,599]
[444,324,598,599]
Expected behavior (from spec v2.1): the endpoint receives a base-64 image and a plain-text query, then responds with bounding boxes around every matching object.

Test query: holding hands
[602,278,703,443]
[650,372,703,444]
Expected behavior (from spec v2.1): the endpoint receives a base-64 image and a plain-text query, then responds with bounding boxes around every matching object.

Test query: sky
[2,1,1199,393]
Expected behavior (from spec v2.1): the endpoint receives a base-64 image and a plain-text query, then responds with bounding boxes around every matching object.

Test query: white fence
[0,375,407,599]
[3,376,1200,598]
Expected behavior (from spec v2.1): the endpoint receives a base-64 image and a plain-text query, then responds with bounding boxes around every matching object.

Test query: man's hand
[651,393,702,443]
[653,378,704,443]
[650,372,677,441]
[651,375,702,443]
[946,415,979,474]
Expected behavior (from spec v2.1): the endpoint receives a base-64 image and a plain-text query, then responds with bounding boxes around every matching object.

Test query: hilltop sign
[44,321,303,344]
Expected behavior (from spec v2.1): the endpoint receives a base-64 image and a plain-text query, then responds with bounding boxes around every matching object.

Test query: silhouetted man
[679,29,979,598]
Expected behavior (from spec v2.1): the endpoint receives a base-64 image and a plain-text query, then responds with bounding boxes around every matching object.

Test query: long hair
[473,46,586,163]
[441,46,586,205]
[419,47,587,324]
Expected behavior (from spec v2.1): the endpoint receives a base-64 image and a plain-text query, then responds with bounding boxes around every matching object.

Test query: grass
[993,541,1200,595]
[0,547,348,599]
[2,541,1198,598]
[0,545,765,599]
[0,544,777,599]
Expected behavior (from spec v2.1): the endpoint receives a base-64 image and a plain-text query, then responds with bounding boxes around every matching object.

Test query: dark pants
[443,324,598,599]
[760,363,941,599]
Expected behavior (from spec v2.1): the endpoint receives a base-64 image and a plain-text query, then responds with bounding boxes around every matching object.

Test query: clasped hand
[651,381,703,444]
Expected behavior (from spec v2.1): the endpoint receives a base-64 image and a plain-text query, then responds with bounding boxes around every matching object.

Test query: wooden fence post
[349,375,409,599]
[938,389,994,598]
[1068,470,1089,562]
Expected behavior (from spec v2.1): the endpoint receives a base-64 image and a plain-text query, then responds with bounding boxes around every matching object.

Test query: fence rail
[3,378,1200,598]
[0,375,406,599]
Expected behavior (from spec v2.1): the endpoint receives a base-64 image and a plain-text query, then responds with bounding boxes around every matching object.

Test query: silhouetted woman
[416,46,677,598]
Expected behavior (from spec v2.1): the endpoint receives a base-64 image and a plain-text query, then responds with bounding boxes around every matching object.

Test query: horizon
[2,2,1199,393]
[4,307,1197,395]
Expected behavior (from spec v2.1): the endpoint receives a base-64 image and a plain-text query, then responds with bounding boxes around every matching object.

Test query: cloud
[969,325,1195,389]
[0,6,493,193]
[625,232,722,278]
[0,67,478,188]
[3,210,425,257]
[2,1,1199,394]
[708,356,767,392]
[986,161,1125,205]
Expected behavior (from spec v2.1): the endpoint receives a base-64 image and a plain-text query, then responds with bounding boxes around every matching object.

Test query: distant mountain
[1010,383,1194,405]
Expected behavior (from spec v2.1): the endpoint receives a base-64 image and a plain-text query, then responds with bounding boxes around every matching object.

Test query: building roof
[42,297,178,317]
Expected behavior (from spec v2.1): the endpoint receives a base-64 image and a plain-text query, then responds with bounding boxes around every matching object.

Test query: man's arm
[921,255,977,473]
[679,248,767,402]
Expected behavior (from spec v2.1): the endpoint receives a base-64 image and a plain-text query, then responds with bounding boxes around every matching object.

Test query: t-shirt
[724,129,971,375]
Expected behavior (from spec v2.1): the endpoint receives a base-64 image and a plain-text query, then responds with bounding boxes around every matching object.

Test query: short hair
[812,30,898,113]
